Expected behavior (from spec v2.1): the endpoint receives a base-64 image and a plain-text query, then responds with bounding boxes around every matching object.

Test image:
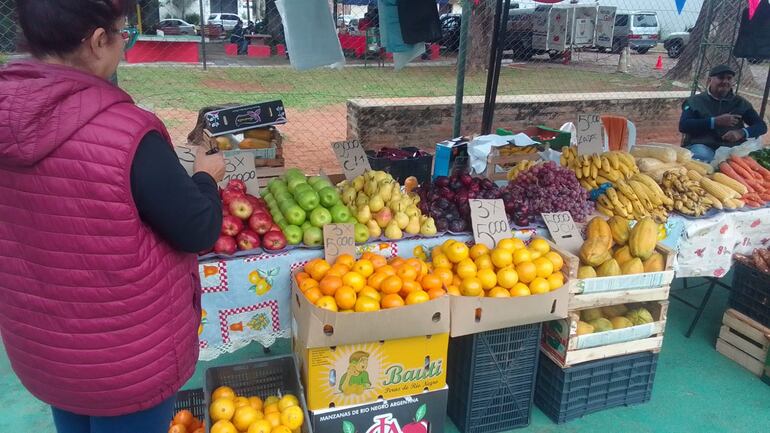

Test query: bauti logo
[382,361,443,386]
[365,414,429,433]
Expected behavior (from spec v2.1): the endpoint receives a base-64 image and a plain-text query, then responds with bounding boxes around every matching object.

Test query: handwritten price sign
[323,224,356,264]
[332,140,371,180]
[541,211,583,253]
[576,114,604,156]
[174,146,196,176]
[469,199,510,248]
[221,150,260,193]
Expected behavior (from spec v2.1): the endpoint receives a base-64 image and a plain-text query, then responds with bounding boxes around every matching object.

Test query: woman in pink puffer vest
[0,1,225,432]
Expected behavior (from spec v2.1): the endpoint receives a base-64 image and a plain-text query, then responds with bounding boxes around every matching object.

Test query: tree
[665,0,755,90]
[466,0,495,73]
[165,0,196,18]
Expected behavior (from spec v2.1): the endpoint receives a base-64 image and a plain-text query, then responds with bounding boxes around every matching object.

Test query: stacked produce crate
[536,217,674,423]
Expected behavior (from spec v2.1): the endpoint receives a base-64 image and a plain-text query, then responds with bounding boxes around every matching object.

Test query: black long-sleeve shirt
[130,131,222,253]
[679,91,768,149]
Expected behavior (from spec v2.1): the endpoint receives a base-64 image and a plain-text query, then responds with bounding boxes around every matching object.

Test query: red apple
[229,197,254,220]
[214,235,237,255]
[236,230,261,251]
[222,206,231,217]
[262,230,287,250]
[245,194,262,210]
[221,188,245,206]
[249,211,273,235]
[267,223,282,233]
[227,179,247,194]
[221,215,244,236]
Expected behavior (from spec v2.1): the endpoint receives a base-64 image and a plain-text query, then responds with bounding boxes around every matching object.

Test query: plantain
[606,152,621,170]
[597,203,614,217]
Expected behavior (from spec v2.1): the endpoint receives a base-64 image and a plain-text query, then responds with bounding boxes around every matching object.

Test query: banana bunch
[595,173,672,222]
[560,146,639,191]
[499,145,539,156]
[506,160,541,180]
[661,171,713,217]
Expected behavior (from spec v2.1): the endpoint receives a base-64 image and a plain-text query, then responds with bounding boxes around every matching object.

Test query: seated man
[679,64,767,161]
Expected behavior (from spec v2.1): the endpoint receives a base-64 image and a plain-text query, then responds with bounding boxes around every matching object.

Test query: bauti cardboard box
[295,332,449,411]
[433,137,469,180]
[310,387,448,433]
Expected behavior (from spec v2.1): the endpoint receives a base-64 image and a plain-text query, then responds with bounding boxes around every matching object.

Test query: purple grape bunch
[414,173,503,233]
[500,161,594,226]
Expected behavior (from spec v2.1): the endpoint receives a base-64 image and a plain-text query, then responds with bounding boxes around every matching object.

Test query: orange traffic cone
[655,55,663,70]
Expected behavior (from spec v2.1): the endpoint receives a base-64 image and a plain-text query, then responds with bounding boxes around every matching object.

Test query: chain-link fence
[0,0,766,174]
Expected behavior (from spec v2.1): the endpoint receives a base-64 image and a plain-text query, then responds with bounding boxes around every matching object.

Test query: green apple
[309,207,332,228]
[295,189,320,212]
[284,168,305,179]
[301,221,313,232]
[283,225,303,245]
[330,204,351,223]
[293,183,314,195]
[272,212,285,224]
[268,179,288,194]
[354,223,369,243]
[303,226,323,246]
[279,199,297,214]
[317,187,340,208]
[276,220,289,231]
[264,195,277,207]
[260,188,270,198]
[287,177,308,194]
[307,175,326,186]
[283,204,307,226]
[274,190,292,203]
[311,180,333,192]
[346,215,358,224]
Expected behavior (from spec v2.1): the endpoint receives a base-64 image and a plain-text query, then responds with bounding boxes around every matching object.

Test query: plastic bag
[713,138,765,166]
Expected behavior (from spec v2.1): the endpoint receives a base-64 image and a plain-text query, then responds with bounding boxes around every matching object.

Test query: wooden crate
[541,301,668,368]
[716,309,770,382]
[482,145,544,181]
[561,244,675,310]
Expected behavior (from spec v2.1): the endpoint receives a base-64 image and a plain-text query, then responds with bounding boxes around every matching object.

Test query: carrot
[742,192,762,202]
[728,159,758,180]
[729,161,766,192]
[720,162,756,192]
[759,192,770,202]
[741,156,770,175]
[744,199,763,208]
[730,154,757,175]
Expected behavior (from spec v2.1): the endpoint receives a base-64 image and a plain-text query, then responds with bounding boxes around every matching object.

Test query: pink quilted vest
[0,61,200,417]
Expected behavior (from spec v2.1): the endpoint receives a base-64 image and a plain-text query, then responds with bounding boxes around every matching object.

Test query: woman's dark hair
[16,0,135,57]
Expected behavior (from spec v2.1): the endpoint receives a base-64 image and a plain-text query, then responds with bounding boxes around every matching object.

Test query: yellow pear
[405,215,421,235]
[366,219,382,238]
[384,220,403,240]
[352,176,365,192]
[378,181,394,203]
[405,204,420,218]
[368,194,385,213]
[355,191,369,208]
[364,179,379,197]
[395,212,409,230]
[420,217,437,236]
[356,205,372,224]
[341,187,357,206]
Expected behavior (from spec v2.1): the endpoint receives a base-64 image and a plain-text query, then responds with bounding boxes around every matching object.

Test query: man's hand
[193,146,225,182]
[722,130,745,143]
[714,114,742,128]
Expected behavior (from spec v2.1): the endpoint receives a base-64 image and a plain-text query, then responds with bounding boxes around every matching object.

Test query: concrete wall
[347,91,691,152]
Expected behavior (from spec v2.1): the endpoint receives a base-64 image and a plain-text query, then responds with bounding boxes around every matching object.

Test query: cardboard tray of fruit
[541,301,667,368]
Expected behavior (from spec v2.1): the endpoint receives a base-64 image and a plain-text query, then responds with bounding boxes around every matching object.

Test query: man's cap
[709,64,736,77]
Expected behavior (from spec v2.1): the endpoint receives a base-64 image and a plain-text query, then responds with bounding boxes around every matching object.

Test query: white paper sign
[332,140,371,180]
[541,211,584,254]
[576,114,604,155]
[323,223,355,264]
[469,199,510,249]
[221,150,260,194]
[174,146,196,176]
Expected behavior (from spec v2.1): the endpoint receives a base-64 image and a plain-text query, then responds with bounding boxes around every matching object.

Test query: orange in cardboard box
[295,333,448,411]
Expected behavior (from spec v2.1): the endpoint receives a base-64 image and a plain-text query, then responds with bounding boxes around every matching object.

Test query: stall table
[338,33,367,57]
[125,35,204,63]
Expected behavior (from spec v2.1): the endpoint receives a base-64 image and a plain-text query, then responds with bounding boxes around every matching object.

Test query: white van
[613,11,660,54]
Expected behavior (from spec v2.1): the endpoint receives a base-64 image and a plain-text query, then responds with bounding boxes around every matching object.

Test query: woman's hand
[193,146,225,182]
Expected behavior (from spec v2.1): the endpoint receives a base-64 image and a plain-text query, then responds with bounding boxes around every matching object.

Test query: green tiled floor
[2,280,769,432]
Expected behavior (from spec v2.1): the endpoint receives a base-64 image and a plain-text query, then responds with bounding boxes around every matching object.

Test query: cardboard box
[541,301,668,368]
[310,387,448,433]
[291,281,450,348]
[448,243,572,337]
[204,100,287,136]
[295,332,448,411]
[433,137,469,180]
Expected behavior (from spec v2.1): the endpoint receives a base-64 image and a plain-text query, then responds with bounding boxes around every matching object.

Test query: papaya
[608,216,630,246]
[576,321,594,335]
[610,316,634,329]
[581,308,603,322]
[643,252,665,272]
[586,217,613,249]
[626,308,654,326]
[620,258,645,275]
[579,237,612,267]
[243,128,273,140]
[596,258,622,277]
[629,217,658,260]
[613,246,633,265]
[602,304,629,318]
[588,317,613,332]
[578,266,597,279]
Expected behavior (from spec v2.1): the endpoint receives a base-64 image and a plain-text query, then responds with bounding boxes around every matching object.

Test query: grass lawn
[118,64,668,112]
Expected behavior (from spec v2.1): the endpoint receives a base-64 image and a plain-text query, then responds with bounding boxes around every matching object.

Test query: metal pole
[452,0,472,137]
[690,0,716,96]
[486,0,510,132]
[760,63,770,120]
[481,0,505,135]
[247,0,251,23]
[199,0,207,70]
[136,3,143,34]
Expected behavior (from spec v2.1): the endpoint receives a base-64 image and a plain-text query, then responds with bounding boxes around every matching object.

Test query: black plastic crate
[366,146,433,186]
[729,261,770,329]
[447,323,542,433]
[535,351,657,424]
[204,354,311,433]
[174,388,205,420]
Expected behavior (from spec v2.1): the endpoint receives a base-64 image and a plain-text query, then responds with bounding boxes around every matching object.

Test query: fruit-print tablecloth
[666,207,770,279]
[196,230,541,361]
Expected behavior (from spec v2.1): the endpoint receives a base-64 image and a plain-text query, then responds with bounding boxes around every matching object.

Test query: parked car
[663,28,691,58]
[151,19,197,35]
[207,13,242,31]
[439,14,461,52]
[613,11,660,54]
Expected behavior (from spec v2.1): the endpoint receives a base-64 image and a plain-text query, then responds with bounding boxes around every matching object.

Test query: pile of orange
[208,386,304,433]
[296,252,448,312]
[433,237,565,297]
[169,410,204,433]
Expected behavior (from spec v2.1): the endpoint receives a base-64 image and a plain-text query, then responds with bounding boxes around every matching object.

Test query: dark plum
[450,179,463,191]
[434,176,450,188]
[449,219,467,232]
[460,173,473,187]
[481,178,495,191]
[435,198,451,210]
[435,217,449,232]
